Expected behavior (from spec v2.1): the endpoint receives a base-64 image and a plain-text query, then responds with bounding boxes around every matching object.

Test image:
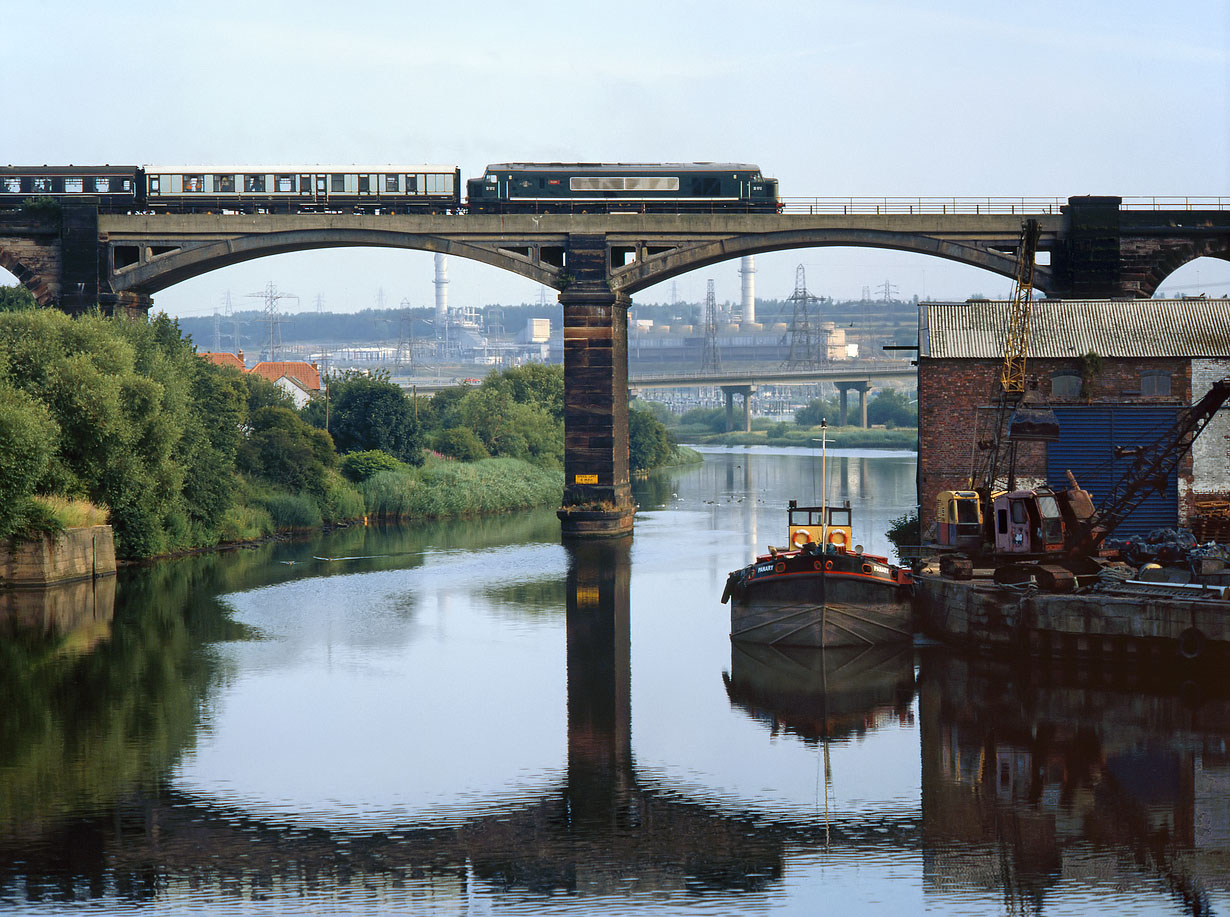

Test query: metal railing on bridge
[778,196,1230,216]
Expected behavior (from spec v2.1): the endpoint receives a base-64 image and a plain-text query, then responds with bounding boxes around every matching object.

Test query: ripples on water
[1,449,1228,915]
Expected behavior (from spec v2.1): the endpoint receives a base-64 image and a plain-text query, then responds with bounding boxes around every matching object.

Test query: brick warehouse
[917,299,1230,537]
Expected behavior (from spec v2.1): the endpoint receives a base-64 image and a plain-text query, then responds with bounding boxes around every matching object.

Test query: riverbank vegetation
[0,296,686,559]
[641,390,918,450]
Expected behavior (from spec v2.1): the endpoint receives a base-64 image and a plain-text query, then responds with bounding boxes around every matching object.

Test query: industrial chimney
[434,253,449,336]
[739,255,756,324]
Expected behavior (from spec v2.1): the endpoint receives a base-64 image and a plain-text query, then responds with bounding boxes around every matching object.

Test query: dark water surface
[1,447,1227,915]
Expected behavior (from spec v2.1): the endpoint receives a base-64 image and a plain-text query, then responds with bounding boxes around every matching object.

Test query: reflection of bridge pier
[564,535,635,823]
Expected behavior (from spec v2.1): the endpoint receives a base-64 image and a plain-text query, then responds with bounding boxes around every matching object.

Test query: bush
[0,385,58,538]
[629,406,674,473]
[339,449,407,482]
[317,468,365,523]
[217,502,274,543]
[885,509,920,558]
[361,457,562,520]
[434,426,489,462]
[263,492,323,530]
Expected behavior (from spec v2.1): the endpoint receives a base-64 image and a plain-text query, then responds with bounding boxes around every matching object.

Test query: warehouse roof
[920,299,1230,359]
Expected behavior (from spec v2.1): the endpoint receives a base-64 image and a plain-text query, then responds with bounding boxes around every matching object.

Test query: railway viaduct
[1,196,1227,536]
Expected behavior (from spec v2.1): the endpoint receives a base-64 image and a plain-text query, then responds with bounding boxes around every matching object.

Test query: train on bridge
[0,162,779,215]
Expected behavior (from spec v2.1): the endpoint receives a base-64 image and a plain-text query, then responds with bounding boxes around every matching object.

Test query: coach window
[331,174,346,192]
[91,177,111,192]
[1141,371,1171,396]
[64,178,84,192]
[1050,371,1081,398]
[358,175,371,193]
[275,174,296,192]
[214,174,235,193]
[184,174,204,192]
[3,178,19,193]
[32,178,52,192]
[148,176,160,193]
[385,174,399,192]
[245,175,266,193]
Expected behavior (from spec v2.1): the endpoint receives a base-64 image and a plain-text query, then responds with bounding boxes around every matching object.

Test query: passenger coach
[143,165,462,213]
[466,163,779,213]
[0,165,142,211]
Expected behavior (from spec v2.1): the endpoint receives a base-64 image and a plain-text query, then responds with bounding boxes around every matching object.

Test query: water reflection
[724,644,916,744]
[920,654,1230,915]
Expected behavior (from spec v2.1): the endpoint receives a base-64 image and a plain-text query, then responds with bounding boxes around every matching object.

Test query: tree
[304,373,423,465]
[867,389,917,428]
[480,363,564,420]
[0,286,37,312]
[434,426,489,462]
[629,406,674,473]
[238,406,336,495]
[795,396,840,427]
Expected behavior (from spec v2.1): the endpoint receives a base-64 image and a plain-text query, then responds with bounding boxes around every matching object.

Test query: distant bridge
[2,194,1225,535]
[628,362,918,429]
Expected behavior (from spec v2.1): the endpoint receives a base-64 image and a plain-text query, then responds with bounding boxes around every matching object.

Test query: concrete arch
[0,246,56,306]
[1142,240,1230,299]
[111,228,563,295]
[613,228,1043,295]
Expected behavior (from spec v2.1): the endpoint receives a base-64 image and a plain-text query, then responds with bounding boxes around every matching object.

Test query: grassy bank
[361,455,564,520]
[682,426,917,450]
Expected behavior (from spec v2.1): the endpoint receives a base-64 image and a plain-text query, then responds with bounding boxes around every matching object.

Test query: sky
[4,0,1229,318]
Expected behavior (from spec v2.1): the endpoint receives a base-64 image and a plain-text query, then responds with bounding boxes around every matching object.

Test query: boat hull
[723,550,914,648]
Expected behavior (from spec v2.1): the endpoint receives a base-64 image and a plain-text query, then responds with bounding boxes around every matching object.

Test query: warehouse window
[1051,372,1082,398]
[1141,371,1171,396]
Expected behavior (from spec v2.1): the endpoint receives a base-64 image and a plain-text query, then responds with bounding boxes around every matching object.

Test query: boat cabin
[787,499,855,551]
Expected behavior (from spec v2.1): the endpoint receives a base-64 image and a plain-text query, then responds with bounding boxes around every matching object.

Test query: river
[1,446,1226,915]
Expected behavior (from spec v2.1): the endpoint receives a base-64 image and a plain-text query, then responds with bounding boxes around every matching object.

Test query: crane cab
[993,488,1065,555]
[936,490,983,550]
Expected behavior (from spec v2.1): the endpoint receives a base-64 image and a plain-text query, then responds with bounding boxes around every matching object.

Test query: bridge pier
[836,381,871,428]
[557,275,635,538]
[722,385,756,432]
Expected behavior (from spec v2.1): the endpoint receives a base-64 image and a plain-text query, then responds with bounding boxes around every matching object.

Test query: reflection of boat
[723,643,915,742]
[721,421,914,647]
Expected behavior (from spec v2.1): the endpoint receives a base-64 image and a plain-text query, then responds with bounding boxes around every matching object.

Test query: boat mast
[820,418,829,545]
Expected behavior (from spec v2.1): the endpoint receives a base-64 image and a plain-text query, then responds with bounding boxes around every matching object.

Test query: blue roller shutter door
[1047,407,1179,537]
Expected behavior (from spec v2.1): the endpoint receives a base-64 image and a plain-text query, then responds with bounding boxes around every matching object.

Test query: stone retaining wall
[0,525,116,587]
